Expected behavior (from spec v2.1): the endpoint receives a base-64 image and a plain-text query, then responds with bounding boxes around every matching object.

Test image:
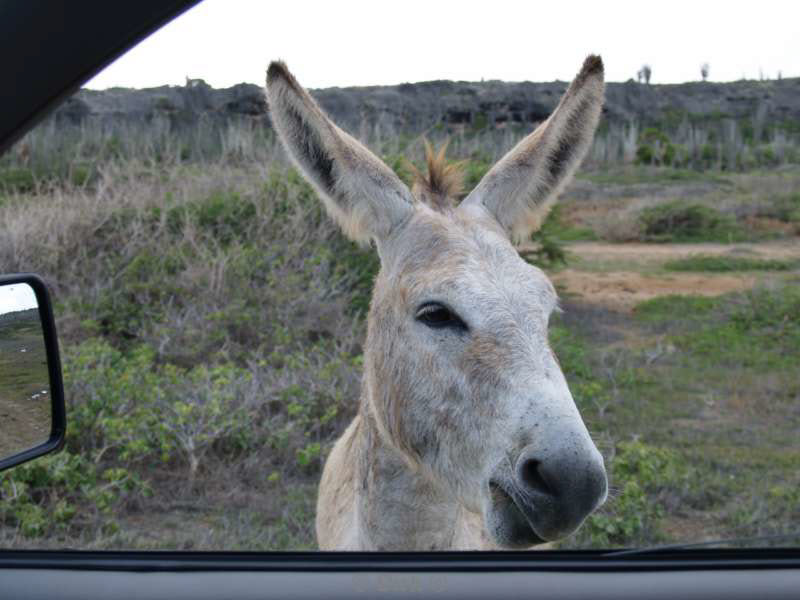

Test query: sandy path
[546,241,799,311]
[551,269,758,311]
[564,241,800,263]
[0,394,50,458]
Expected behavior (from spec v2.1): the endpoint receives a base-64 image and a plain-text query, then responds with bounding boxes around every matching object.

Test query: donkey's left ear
[266,61,414,243]
[459,55,604,242]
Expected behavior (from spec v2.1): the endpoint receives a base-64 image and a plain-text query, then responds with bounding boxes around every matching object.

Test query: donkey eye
[416,303,467,331]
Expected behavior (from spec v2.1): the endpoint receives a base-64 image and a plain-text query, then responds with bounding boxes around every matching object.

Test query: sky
[87,0,799,90]
[0,284,38,316]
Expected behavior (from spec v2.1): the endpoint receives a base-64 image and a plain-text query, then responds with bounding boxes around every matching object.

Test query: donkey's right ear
[266,62,414,243]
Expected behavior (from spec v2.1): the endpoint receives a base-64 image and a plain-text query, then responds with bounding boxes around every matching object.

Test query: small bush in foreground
[565,441,690,547]
[0,167,36,193]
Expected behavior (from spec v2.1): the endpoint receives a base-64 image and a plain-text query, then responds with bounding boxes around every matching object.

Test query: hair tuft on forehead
[410,139,464,212]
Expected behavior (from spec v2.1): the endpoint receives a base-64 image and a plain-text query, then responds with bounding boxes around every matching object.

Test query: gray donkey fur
[266,56,608,550]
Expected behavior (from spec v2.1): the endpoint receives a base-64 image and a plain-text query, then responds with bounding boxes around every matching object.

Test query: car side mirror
[0,274,66,472]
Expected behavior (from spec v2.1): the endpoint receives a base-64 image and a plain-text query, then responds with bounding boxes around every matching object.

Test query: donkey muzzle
[511,440,607,541]
[487,436,607,547]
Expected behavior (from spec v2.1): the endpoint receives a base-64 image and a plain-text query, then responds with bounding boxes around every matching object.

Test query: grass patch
[0,309,50,458]
[557,284,800,547]
[635,285,800,369]
[0,309,48,400]
[684,287,800,369]
[580,167,730,186]
[634,295,719,321]
[664,255,797,272]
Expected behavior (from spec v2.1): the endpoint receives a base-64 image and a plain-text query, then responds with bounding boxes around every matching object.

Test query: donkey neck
[353,406,467,550]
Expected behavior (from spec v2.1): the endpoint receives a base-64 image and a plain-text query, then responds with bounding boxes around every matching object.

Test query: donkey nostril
[519,459,554,497]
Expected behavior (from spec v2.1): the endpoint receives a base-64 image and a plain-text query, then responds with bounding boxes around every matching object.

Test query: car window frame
[1,3,799,598]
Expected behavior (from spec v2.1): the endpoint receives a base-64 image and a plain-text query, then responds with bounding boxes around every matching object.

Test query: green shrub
[0,451,147,538]
[568,441,689,547]
[64,339,256,469]
[635,128,673,166]
[383,153,415,186]
[522,206,597,269]
[0,167,36,193]
[638,202,743,242]
[325,238,380,316]
[636,144,654,165]
[190,191,258,244]
[700,143,717,168]
[548,323,609,413]
[161,190,259,245]
[262,342,361,471]
[524,235,567,268]
[472,112,489,131]
[463,156,492,191]
[766,192,800,224]
[93,248,188,342]
[69,163,94,187]
[538,205,597,242]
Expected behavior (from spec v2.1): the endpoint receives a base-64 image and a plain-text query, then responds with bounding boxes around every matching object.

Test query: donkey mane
[410,139,464,212]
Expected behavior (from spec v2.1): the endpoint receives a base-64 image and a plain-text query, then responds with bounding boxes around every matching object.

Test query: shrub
[523,234,567,268]
[638,202,743,242]
[189,191,258,245]
[636,144,654,165]
[463,156,492,191]
[567,441,690,547]
[522,206,596,269]
[92,248,188,343]
[0,451,148,538]
[65,339,257,467]
[0,167,36,193]
[764,192,800,225]
[635,128,676,167]
[382,153,415,186]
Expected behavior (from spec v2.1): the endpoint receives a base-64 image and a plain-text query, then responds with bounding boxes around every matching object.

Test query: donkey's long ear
[459,55,604,242]
[266,62,414,243]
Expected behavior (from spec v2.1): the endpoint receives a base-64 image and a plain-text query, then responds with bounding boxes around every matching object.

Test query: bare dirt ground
[0,313,51,459]
[550,241,800,311]
[0,394,50,458]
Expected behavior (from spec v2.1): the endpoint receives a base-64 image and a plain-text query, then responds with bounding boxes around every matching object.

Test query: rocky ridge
[54,77,800,136]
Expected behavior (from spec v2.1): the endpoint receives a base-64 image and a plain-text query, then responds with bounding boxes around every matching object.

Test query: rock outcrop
[54,77,800,136]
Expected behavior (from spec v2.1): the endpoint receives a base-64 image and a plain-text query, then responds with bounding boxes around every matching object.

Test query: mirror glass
[0,283,51,461]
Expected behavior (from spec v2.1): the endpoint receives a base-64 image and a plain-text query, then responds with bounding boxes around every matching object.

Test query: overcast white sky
[0,284,38,316]
[87,0,799,90]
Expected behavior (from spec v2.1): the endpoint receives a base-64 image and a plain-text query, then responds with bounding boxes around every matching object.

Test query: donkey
[266,55,608,550]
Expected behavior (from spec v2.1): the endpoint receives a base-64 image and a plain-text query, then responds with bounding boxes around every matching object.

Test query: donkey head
[267,56,607,548]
